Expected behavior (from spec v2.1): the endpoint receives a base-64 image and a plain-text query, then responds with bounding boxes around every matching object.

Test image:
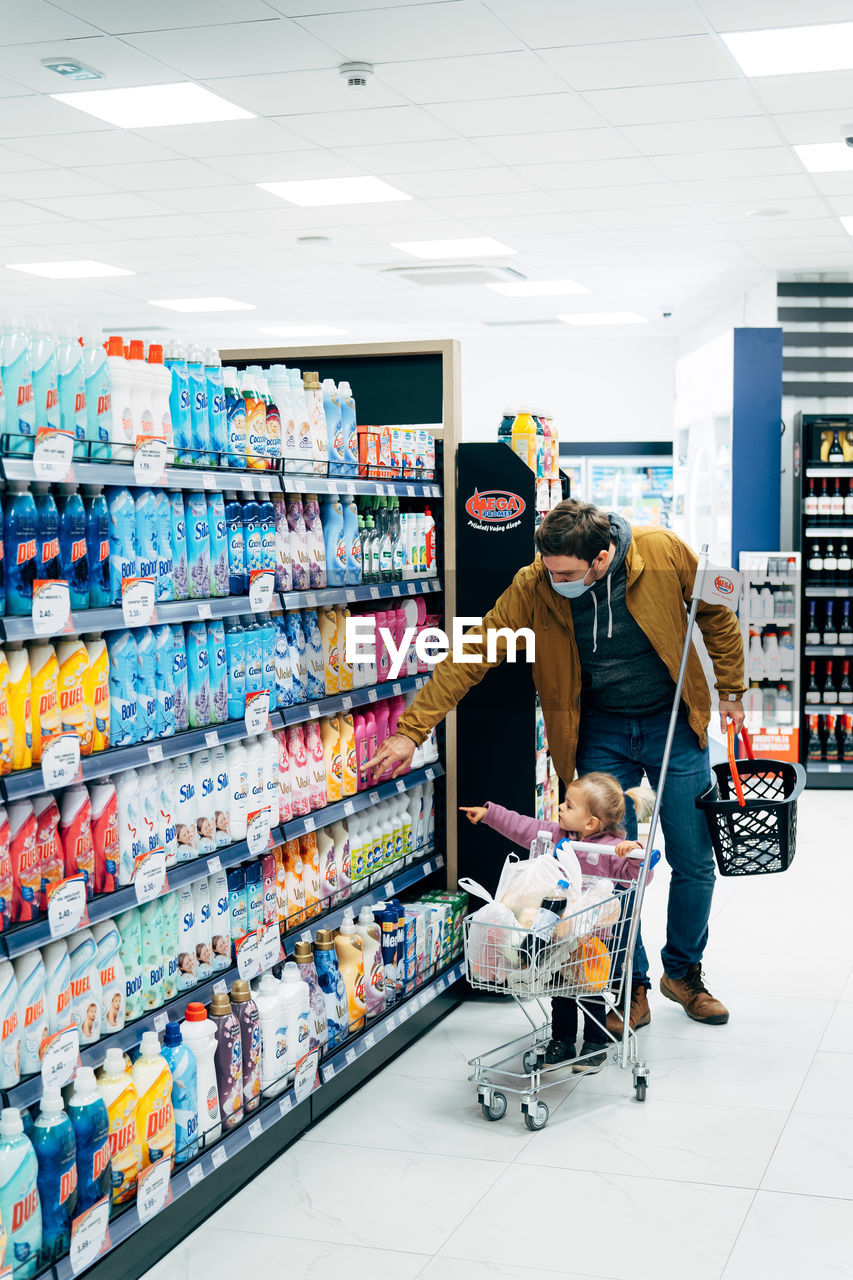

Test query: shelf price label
[122,576,156,627]
[133,847,167,904]
[259,922,284,972]
[32,578,71,637]
[235,928,261,980]
[134,434,167,485]
[40,1024,80,1089]
[69,1198,111,1276]
[33,426,74,481]
[48,875,89,939]
[293,1049,319,1103]
[246,809,269,856]
[249,569,274,612]
[244,689,270,736]
[41,731,82,788]
[136,1156,173,1224]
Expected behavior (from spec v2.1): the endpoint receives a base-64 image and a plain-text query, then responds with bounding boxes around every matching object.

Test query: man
[366,499,746,1038]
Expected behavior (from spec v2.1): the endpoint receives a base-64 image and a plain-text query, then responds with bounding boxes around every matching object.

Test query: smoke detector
[339,62,374,88]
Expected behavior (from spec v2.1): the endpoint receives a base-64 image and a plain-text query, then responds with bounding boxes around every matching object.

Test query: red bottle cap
[184,1002,207,1021]
[127,339,145,360]
[148,343,164,364]
[106,335,124,357]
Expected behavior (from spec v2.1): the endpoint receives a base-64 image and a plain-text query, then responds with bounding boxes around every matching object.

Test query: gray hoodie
[568,512,676,717]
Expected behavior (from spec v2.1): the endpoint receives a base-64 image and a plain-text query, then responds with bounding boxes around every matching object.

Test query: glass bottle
[840,660,853,706]
[806,660,820,705]
[824,659,838,705]
[823,601,838,646]
[829,429,844,462]
[807,713,823,761]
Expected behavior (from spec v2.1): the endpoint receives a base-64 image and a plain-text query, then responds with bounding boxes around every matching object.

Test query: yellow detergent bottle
[334,908,366,1033]
[336,607,353,691]
[97,1047,142,1204]
[28,643,59,765]
[131,1031,175,1169]
[318,607,339,694]
[84,635,110,754]
[0,649,11,777]
[56,639,91,757]
[321,715,343,803]
[7,646,32,772]
[339,713,357,797]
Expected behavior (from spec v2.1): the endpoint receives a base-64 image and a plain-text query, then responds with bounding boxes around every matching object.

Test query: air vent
[380,264,525,287]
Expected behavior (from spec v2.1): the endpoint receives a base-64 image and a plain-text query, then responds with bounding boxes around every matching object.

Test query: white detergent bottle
[226,740,249,842]
[91,920,126,1033]
[210,744,231,850]
[115,769,143,886]
[13,952,48,1076]
[176,885,196,992]
[42,940,72,1035]
[115,910,143,1022]
[355,905,385,1019]
[181,1003,222,1147]
[0,1107,42,1278]
[251,974,287,1095]
[209,870,230,973]
[279,962,311,1070]
[155,759,178,867]
[0,961,20,1089]
[192,749,217,856]
[137,764,164,853]
[192,879,212,983]
[260,732,279,837]
[68,929,102,1045]
[172,754,198,864]
[331,819,352,900]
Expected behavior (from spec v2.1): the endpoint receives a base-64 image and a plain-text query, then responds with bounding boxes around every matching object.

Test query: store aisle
[141,790,853,1280]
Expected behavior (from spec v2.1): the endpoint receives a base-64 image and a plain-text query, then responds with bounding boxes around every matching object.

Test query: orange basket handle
[727,723,753,807]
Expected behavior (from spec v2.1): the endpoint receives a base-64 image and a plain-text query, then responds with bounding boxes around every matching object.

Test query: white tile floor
[141,790,853,1280]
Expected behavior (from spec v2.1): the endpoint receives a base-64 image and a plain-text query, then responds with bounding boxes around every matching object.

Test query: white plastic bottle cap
[140,1032,161,1057]
[74,1067,97,1093]
[40,1086,65,1113]
[103,1047,126,1075]
[0,1109,22,1136]
[281,963,299,983]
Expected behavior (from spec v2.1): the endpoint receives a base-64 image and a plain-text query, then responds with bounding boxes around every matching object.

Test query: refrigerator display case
[558,449,674,527]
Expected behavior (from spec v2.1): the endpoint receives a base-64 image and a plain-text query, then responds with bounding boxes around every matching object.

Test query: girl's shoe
[572,1041,608,1073]
[543,1038,576,1065]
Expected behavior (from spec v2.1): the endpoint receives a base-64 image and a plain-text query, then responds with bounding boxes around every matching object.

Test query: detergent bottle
[229,981,261,1115]
[338,380,358,476]
[171,625,189,732]
[0,1108,41,1277]
[160,1022,198,1167]
[91,921,125,1033]
[208,992,243,1131]
[170,491,189,602]
[9,801,38,925]
[251,975,287,1096]
[67,930,101,1046]
[207,492,228,598]
[4,485,37,616]
[107,630,137,749]
[293,941,328,1056]
[321,496,346,587]
[0,962,20,1090]
[302,495,327,589]
[83,634,109,754]
[28,643,58,766]
[33,485,60,582]
[55,638,90,757]
[223,368,247,469]
[59,785,94,898]
[313,930,349,1052]
[139,899,165,1011]
[67,1066,112,1211]
[321,377,344,474]
[334,909,366,1033]
[0,650,10,778]
[12,953,47,1077]
[41,940,71,1036]
[342,497,361,585]
[88,781,118,895]
[131,1032,175,1169]
[96,1047,141,1204]
[115,909,143,1023]
[6,648,31,775]
[32,1086,76,1262]
[180,1005,221,1147]
[34,795,62,914]
[303,372,328,475]
[58,485,88,611]
[355,905,386,1020]
[105,486,136,606]
[160,889,179,1000]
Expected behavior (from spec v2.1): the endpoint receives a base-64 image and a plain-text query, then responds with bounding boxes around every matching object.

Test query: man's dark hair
[534,498,611,563]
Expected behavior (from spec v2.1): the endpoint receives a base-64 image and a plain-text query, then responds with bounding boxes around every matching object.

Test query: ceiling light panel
[258,176,411,206]
[488,279,589,297]
[795,142,853,173]
[721,21,853,76]
[392,237,516,259]
[149,296,256,312]
[7,258,134,278]
[52,83,255,128]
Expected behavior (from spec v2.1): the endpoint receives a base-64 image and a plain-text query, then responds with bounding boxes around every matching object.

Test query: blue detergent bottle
[243,616,264,695]
[169,491,189,601]
[206,493,229,598]
[207,619,228,725]
[258,499,276,574]
[0,1107,42,1277]
[0,491,5,616]
[185,622,211,728]
[186,345,210,467]
[134,488,158,584]
[4,485,37,616]
[56,329,87,460]
[154,624,175,739]
[204,349,228,467]
[161,1022,199,1167]
[106,487,137,605]
[30,325,59,436]
[171,625,189,732]
[66,1067,112,1214]
[164,339,191,465]
[154,491,174,602]
[33,484,61,582]
[84,486,110,608]
[321,497,346,587]
[338,380,358,477]
[243,498,261,578]
[322,378,344,476]
[82,332,112,460]
[32,1086,77,1264]
[223,367,247,469]
[314,934,349,1052]
[273,614,294,708]
[135,628,157,743]
[107,630,138,747]
[224,619,245,720]
[256,613,276,696]
[224,493,246,594]
[283,611,306,704]
[1,319,35,455]
[185,493,211,600]
[58,485,89,611]
[341,497,362,585]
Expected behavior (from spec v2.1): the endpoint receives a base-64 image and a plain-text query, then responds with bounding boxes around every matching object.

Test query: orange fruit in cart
[580,936,611,992]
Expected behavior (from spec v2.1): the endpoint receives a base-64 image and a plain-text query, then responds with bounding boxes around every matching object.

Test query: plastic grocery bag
[459,876,519,986]
[498,845,582,918]
[556,877,621,941]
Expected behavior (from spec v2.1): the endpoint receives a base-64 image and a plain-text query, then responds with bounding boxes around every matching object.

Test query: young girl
[461,771,652,1072]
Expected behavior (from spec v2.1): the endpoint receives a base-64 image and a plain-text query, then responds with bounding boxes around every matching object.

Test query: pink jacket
[481,802,649,884]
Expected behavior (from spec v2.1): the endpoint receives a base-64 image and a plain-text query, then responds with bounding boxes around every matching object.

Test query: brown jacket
[397,526,745,782]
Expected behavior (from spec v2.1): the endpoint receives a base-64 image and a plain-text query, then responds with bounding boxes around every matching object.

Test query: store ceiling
[1,0,853,343]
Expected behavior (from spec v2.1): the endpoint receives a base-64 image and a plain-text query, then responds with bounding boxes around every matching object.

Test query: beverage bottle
[4,485,37,616]
[170,491,189,601]
[817,480,831,517]
[776,683,793,725]
[33,1085,77,1260]
[131,1032,175,1168]
[67,1065,112,1209]
[222,367,247,469]
[0,1107,41,1277]
[840,714,853,760]
[171,624,189,732]
[91,921,126,1033]
[808,541,823,573]
[180,1004,221,1148]
[823,602,838,646]
[229,981,261,1115]
[826,713,839,761]
[842,601,853,645]
[840,660,853,706]
[829,429,844,462]
[824,660,838,705]
[831,478,845,515]
[160,1022,199,1167]
[334,908,365,1034]
[804,600,819,645]
[251,975,288,1096]
[34,484,61,582]
[839,542,852,582]
[824,541,838,574]
[96,1047,141,1203]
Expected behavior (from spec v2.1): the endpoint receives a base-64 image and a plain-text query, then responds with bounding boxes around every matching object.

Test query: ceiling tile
[426,93,602,137]
[2,220,124,246]
[487,0,705,46]
[207,149,362,182]
[131,118,313,158]
[699,0,853,30]
[542,35,736,91]
[554,183,690,211]
[152,184,290,215]
[581,205,713,229]
[618,116,779,155]
[28,191,176,221]
[48,0,276,34]
[299,1,523,60]
[426,190,565,220]
[517,156,664,190]
[0,95,112,139]
[75,159,238,192]
[816,175,853,199]
[753,71,853,115]
[612,222,735,244]
[677,174,817,203]
[203,70,405,117]
[735,217,845,240]
[773,110,853,147]
[128,16,338,78]
[583,80,760,126]
[702,196,832,222]
[0,202,70,227]
[392,167,535,198]
[0,0,99,42]
[477,128,636,166]
[377,51,565,103]
[316,198,455,227]
[284,105,454,148]
[653,147,801,181]
[465,211,593,236]
[0,170,119,201]
[92,213,225,239]
[6,130,181,167]
[266,0,457,12]
[0,145,53,173]
[334,137,496,174]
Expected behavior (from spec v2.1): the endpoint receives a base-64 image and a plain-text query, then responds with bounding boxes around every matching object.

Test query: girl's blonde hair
[569,772,655,837]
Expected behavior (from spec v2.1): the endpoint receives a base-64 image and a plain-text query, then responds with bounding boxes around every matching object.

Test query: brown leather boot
[605,984,651,1035]
[660,964,729,1024]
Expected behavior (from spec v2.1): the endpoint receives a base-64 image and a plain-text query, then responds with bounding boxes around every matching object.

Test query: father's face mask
[548,566,595,598]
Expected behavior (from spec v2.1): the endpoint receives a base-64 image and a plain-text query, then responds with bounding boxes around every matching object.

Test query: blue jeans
[575,705,715,985]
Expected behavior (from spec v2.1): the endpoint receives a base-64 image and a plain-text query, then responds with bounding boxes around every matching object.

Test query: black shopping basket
[696,725,806,877]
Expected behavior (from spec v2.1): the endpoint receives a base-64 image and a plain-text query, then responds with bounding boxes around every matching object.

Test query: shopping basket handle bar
[727,722,753,808]
[568,840,661,868]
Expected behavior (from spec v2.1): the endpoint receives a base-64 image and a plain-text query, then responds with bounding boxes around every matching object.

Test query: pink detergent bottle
[376,612,390,683]
[363,711,378,787]
[353,714,369,793]
[373,701,390,776]
[285,725,311,817]
[304,721,327,810]
[275,731,293,824]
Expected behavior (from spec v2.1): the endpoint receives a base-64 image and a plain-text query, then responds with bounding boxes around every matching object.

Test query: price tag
[346,589,357,603]
[260,475,273,492]
[345,1048,357,1066]
[423,860,433,875]
[300,929,312,943]
[133,847,167,904]
[198,602,212,620]
[213,979,228,995]
[247,810,269,856]
[154,1011,168,1032]
[293,1049,319,1102]
[367,688,378,703]
[69,1198,111,1276]
[303,814,315,832]
[370,587,380,600]
[40,1024,79,1088]
[392,683,402,696]
[436,977,446,993]
[324,1062,336,1080]
[41,731,81,788]
[32,578,71,637]
[187,1164,204,1187]
[203,473,215,490]
[48,875,89,938]
[391,584,401,596]
[385,880,395,896]
[385,1013,397,1032]
[33,426,74,481]
[364,1031,376,1049]
[396,779,406,793]
[249,1118,263,1140]
[134,435,167,485]
[425,767,436,781]
[369,791,380,806]
[249,569,274,612]
[241,476,252,492]
[211,1145,227,1170]
[207,855,222,875]
[406,484,415,496]
[308,703,320,720]
[205,730,219,747]
[341,695,353,712]
[136,1156,172,1224]
[235,928,261,980]
[343,800,355,817]
[305,593,317,608]
[245,690,270,735]
[147,743,163,764]
[259,923,284,972]
[279,1094,292,1116]
[122,576,156,627]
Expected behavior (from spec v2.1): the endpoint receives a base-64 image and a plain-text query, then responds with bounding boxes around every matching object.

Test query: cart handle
[727,723,754,808]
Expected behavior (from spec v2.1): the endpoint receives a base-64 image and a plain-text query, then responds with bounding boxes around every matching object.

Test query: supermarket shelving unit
[0,338,462,1280]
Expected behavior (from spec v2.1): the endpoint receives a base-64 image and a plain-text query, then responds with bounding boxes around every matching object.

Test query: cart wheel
[481,1091,507,1122]
[522,1049,541,1073]
[524,1100,549,1131]
[635,1079,647,1102]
